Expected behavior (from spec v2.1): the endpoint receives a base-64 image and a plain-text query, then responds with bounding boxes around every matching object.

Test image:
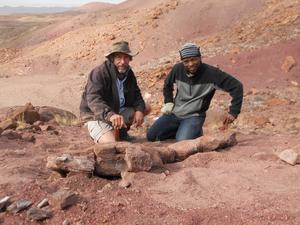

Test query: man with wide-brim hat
[80,41,149,143]
[105,41,139,59]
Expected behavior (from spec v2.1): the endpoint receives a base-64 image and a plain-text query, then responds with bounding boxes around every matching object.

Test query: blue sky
[0,0,126,7]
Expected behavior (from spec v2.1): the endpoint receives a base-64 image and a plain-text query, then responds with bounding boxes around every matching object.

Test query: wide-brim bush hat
[105,41,139,58]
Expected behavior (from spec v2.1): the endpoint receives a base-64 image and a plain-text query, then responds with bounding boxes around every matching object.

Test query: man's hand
[132,111,144,127]
[109,114,126,129]
[220,113,236,130]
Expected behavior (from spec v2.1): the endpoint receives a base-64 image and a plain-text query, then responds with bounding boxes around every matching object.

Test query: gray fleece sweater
[163,63,243,119]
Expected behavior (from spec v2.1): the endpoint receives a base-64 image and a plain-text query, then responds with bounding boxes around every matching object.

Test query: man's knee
[85,120,115,143]
[146,128,156,142]
[176,128,203,141]
[97,130,116,143]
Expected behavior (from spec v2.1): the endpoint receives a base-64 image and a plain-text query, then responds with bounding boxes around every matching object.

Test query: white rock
[0,196,11,211]
[37,198,49,208]
[278,149,299,165]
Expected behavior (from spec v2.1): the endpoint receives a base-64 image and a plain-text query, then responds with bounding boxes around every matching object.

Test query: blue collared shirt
[116,77,127,112]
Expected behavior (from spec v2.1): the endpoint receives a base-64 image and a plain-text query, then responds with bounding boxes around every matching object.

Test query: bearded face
[113,53,131,74]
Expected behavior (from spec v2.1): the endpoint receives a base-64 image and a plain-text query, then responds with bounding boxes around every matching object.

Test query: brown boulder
[153,146,176,163]
[6,103,40,124]
[0,196,11,212]
[7,200,32,214]
[0,119,17,131]
[48,189,78,210]
[119,171,135,188]
[142,147,164,168]
[27,207,52,221]
[21,133,35,142]
[168,132,237,160]
[36,106,77,124]
[1,130,22,140]
[94,143,126,177]
[46,153,95,175]
[124,146,153,172]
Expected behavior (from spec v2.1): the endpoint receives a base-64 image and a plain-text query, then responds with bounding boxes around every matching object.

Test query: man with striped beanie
[147,42,244,141]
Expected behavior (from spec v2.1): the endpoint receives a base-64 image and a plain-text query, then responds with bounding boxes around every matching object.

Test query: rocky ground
[0,0,300,224]
[0,83,299,225]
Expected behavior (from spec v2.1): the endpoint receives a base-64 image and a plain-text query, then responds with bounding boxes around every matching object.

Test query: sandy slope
[0,74,84,116]
[0,0,267,77]
[0,0,300,224]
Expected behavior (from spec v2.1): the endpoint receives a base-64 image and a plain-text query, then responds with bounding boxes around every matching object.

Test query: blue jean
[147,114,205,141]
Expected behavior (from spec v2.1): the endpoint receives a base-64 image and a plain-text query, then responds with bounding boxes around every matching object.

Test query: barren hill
[3,0,298,78]
[0,1,300,224]
[75,2,114,13]
[0,0,299,113]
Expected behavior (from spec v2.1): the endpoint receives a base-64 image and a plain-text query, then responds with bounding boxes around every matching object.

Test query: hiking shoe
[119,128,136,142]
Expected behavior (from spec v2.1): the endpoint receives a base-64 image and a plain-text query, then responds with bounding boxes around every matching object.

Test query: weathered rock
[0,119,17,131]
[124,146,152,172]
[62,219,72,225]
[155,147,176,163]
[47,153,95,175]
[94,143,160,176]
[37,198,49,208]
[37,106,77,123]
[168,139,199,160]
[94,134,237,176]
[6,103,40,124]
[21,133,35,142]
[200,132,237,151]
[169,132,237,160]
[31,124,42,132]
[95,155,125,177]
[7,200,32,214]
[281,56,296,73]
[40,125,56,132]
[50,130,59,135]
[94,143,126,177]
[101,183,112,191]
[94,143,118,155]
[0,196,11,212]
[33,121,44,126]
[115,142,134,153]
[27,207,52,221]
[119,171,135,188]
[278,149,299,165]
[49,189,78,210]
[290,80,299,86]
[141,147,163,168]
[1,130,22,140]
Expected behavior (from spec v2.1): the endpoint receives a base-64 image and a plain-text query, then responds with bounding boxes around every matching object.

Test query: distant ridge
[75,2,114,13]
[0,6,73,15]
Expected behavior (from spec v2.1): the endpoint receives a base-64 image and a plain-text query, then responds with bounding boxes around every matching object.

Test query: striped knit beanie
[179,43,201,60]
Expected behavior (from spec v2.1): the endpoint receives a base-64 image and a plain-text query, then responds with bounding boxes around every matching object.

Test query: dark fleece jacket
[80,60,145,122]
